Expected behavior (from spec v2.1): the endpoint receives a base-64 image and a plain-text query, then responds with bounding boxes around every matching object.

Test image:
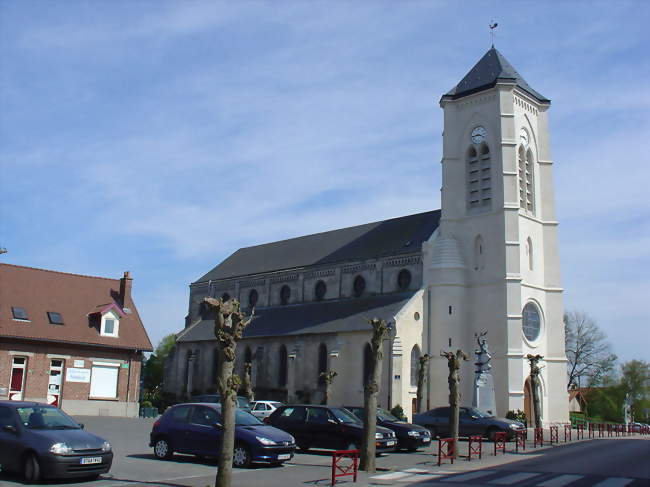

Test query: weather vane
[489,21,498,47]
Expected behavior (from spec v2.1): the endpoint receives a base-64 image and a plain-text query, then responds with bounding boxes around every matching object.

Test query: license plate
[277,454,290,460]
[386,441,395,446]
[80,457,102,465]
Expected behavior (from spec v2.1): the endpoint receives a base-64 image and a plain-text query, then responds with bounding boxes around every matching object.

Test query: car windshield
[377,408,400,422]
[235,409,263,426]
[17,406,80,430]
[465,407,493,418]
[332,408,361,424]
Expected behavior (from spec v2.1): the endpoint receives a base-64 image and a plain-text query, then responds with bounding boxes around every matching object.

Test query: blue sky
[1,1,648,364]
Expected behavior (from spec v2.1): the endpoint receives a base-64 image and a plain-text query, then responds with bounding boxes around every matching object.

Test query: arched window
[315,280,327,301]
[519,146,535,214]
[248,289,259,308]
[278,345,288,387]
[280,285,291,305]
[353,275,366,298]
[467,143,491,211]
[244,346,252,364]
[473,235,484,271]
[410,345,421,387]
[526,237,534,271]
[397,269,412,290]
[362,343,373,386]
[317,344,327,386]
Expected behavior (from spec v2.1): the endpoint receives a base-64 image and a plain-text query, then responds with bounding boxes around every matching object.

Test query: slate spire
[443,48,549,103]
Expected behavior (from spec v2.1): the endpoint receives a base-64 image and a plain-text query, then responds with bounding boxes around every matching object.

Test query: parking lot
[2,416,644,487]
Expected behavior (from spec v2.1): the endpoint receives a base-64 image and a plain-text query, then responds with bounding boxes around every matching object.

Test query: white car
[250,400,283,419]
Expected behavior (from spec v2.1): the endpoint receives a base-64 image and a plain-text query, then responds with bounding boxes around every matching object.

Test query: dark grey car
[0,401,113,482]
[412,406,525,440]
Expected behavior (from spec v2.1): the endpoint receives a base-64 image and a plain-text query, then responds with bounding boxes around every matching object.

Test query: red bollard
[564,424,572,442]
[607,424,613,437]
[437,438,455,466]
[493,432,507,455]
[549,425,558,444]
[515,430,526,452]
[588,423,595,438]
[576,424,584,440]
[331,449,358,486]
[615,425,621,437]
[534,427,544,447]
[598,423,604,437]
[467,435,482,461]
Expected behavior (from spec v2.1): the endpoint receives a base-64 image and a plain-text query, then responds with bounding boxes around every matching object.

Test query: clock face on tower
[471,126,487,144]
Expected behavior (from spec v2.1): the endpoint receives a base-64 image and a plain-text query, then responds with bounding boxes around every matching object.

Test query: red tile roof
[0,264,153,351]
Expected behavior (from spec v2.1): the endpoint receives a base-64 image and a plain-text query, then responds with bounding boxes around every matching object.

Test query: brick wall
[0,340,143,417]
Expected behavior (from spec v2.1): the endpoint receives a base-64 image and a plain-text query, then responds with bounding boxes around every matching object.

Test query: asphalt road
[0,417,647,487]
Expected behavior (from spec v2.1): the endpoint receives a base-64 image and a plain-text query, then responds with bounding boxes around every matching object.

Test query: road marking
[537,474,584,486]
[490,472,541,484]
[371,472,413,480]
[404,468,430,474]
[398,474,443,482]
[592,478,635,487]
[445,470,495,482]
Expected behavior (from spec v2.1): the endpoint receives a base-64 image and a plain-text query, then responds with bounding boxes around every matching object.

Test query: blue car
[0,401,113,482]
[149,403,296,468]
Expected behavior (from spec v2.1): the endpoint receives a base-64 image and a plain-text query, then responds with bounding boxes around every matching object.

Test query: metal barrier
[467,435,482,461]
[615,425,620,437]
[493,432,507,455]
[331,449,358,485]
[576,424,584,439]
[515,430,526,452]
[534,428,544,448]
[607,424,613,437]
[549,425,558,444]
[588,423,595,438]
[437,438,456,466]
[597,423,604,437]
[564,424,572,442]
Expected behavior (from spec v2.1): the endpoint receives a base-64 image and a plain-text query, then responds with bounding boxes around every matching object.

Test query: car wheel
[233,443,252,468]
[23,453,42,484]
[486,427,501,442]
[153,438,174,460]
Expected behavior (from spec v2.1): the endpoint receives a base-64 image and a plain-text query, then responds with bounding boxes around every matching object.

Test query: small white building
[166,47,569,426]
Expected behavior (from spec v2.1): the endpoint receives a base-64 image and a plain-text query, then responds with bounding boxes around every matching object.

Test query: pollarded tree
[527,354,544,429]
[441,349,469,457]
[241,362,254,403]
[416,354,430,413]
[319,370,338,405]
[564,311,617,389]
[203,297,254,487]
[360,318,390,473]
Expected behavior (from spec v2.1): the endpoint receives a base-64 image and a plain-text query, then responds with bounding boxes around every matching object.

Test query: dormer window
[101,311,120,337]
[11,307,29,321]
[47,312,64,325]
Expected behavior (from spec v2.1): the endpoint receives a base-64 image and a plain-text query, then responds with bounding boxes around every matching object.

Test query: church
[165,47,569,426]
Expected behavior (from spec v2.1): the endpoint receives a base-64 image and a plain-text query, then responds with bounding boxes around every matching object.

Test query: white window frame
[100,310,120,337]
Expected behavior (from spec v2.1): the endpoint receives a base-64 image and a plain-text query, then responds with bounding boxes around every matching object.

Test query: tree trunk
[360,318,390,473]
[531,375,542,429]
[216,353,237,487]
[441,350,468,459]
[416,354,430,413]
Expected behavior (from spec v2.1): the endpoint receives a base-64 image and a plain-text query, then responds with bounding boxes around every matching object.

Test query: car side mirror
[78,423,85,429]
[328,419,338,425]
[3,425,17,434]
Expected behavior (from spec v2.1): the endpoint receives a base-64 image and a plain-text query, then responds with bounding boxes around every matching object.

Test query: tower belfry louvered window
[518,146,535,214]
[467,143,492,211]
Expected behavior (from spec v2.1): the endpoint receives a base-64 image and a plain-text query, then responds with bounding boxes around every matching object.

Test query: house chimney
[119,271,133,307]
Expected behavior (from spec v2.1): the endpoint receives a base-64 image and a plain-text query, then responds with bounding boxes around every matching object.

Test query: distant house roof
[0,264,153,351]
[443,47,549,103]
[177,292,416,342]
[195,210,441,283]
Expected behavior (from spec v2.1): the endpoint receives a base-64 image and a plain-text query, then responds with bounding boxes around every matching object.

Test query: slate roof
[444,48,549,103]
[196,210,440,283]
[0,264,153,351]
[177,292,416,342]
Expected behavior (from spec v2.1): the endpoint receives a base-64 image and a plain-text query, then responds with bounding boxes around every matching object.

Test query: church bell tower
[424,48,568,425]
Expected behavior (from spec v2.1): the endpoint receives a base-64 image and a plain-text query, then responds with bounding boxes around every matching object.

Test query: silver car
[250,401,283,419]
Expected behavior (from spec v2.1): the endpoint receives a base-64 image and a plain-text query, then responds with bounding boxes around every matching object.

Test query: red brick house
[0,264,153,417]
